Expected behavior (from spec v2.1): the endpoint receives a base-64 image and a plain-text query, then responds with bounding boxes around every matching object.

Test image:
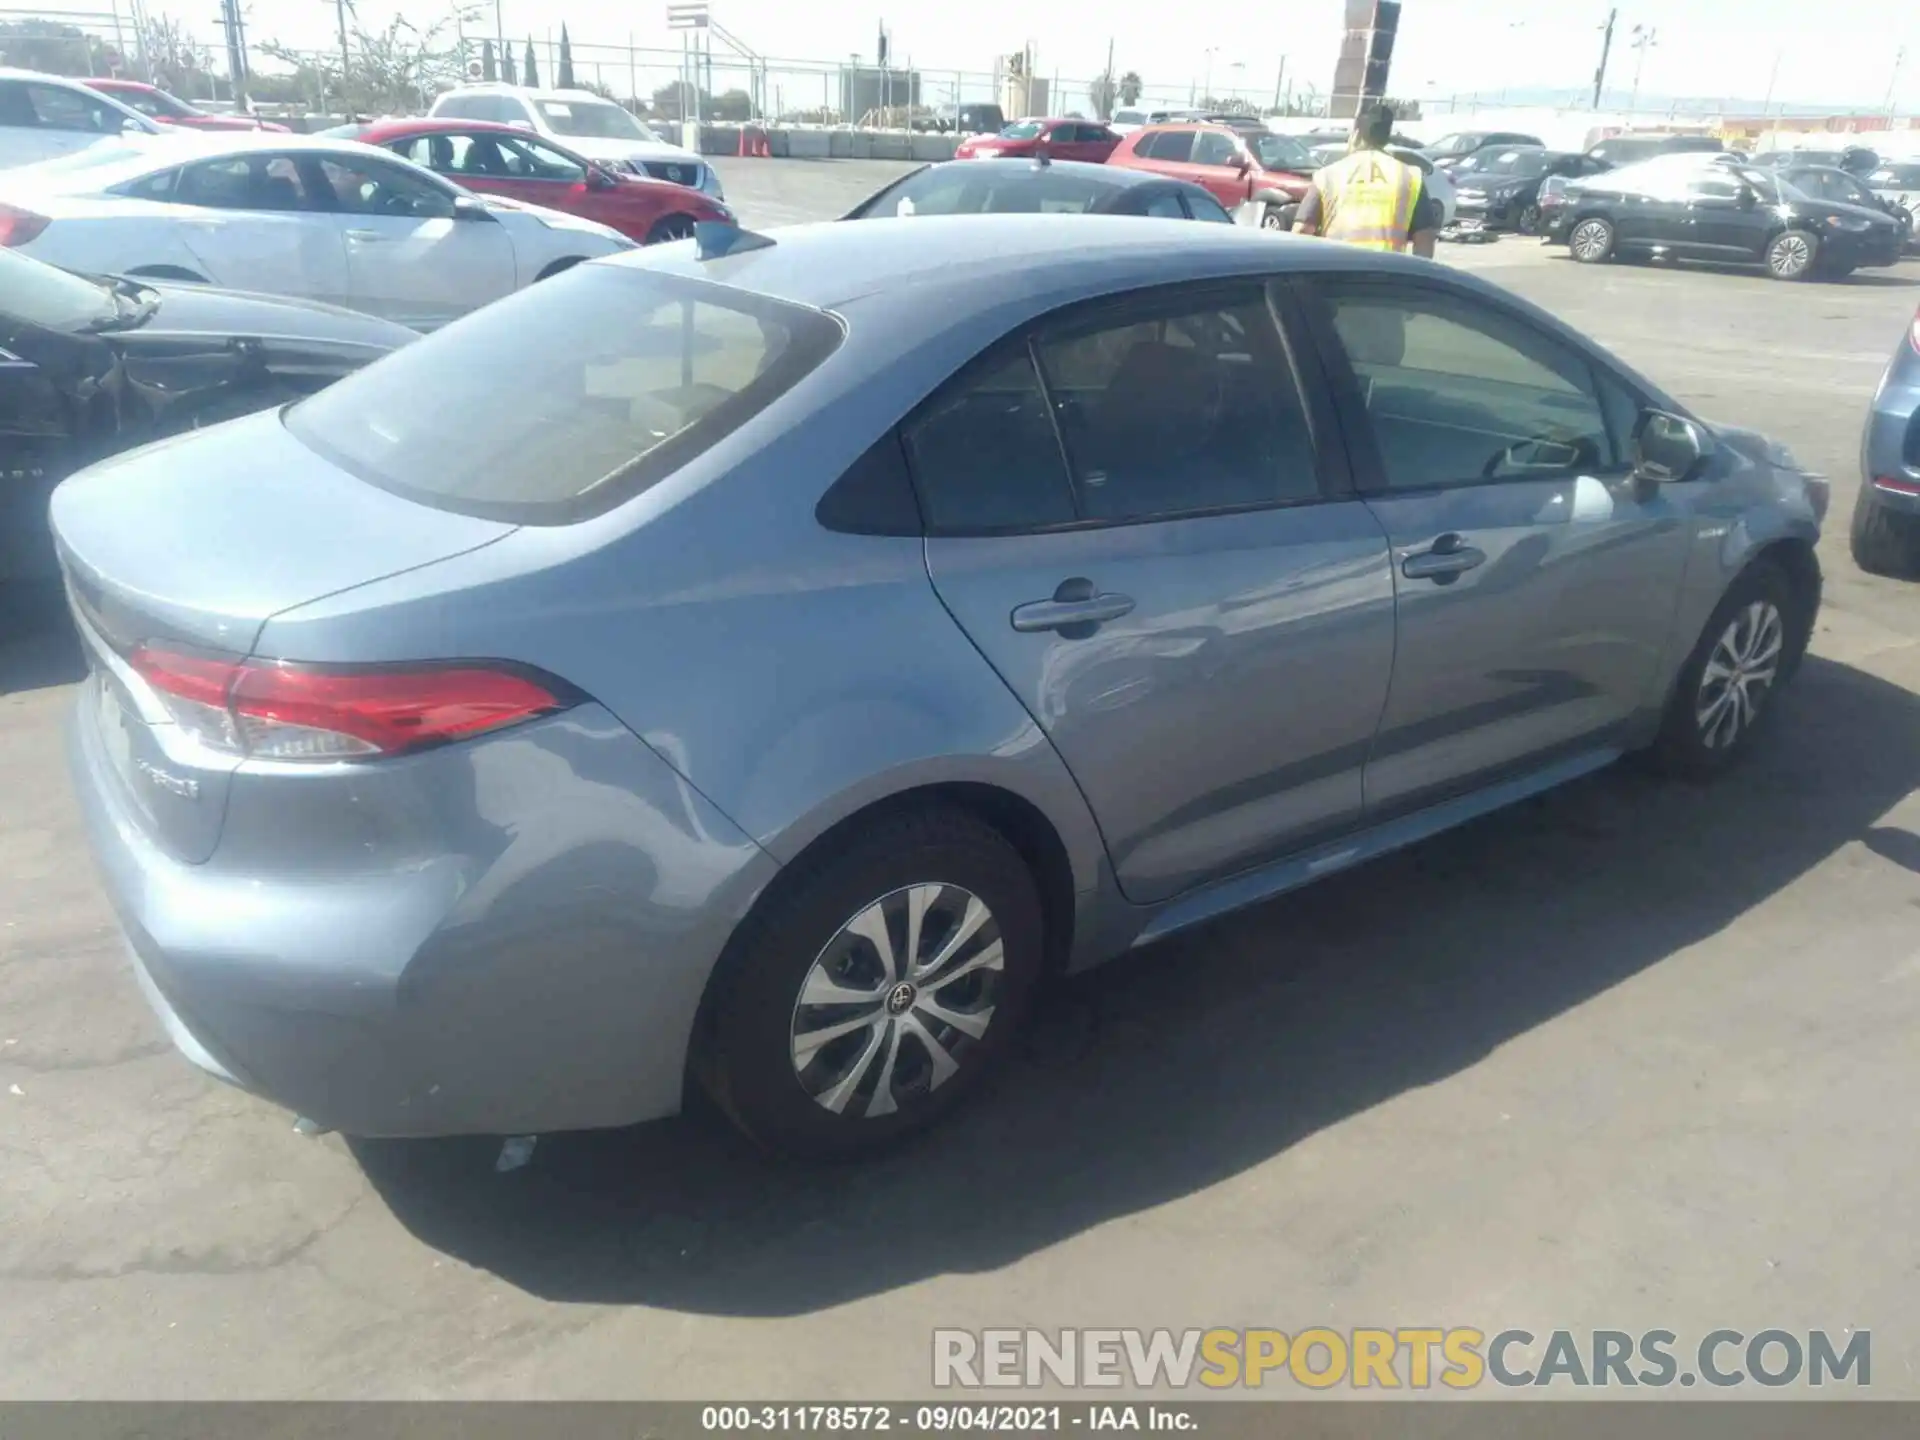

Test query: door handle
[1401,533,1487,582]
[345,229,393,242]
[1010,579,1135,634]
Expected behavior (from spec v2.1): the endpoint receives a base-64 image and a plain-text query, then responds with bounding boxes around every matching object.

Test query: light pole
[1198,46,1217,106]
[1628,23,1657,114]
[1886,46,1906,122]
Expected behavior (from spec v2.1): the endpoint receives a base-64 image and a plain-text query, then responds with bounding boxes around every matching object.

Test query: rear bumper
[1862,367,1920,515]
[69,692,779,1137]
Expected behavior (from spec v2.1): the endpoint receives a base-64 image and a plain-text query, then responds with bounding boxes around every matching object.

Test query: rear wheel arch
[685,780,1079,1092]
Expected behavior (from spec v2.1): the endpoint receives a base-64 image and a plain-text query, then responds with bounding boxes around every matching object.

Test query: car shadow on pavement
[354,652,1920,1315]
[0,581,86,696]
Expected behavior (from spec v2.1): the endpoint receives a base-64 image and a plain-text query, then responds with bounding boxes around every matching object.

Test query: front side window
[1192,130,1240,167]
[26,83,124,133]
[1034,288,1320,522]
[288,265,842,523]
[319,158,456,218]
[1318,282,1614,491]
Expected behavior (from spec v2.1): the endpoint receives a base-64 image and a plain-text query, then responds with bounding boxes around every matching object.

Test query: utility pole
[1102,34,1113,119]
[335,0,351,110]
[1273,56,1286,113]
[1628,23,1656,114]
[1761,50,1780,117]
[1887,47,1906,122]
[1591,7,1615,109]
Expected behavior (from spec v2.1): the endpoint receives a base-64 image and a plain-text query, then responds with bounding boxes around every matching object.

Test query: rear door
[167,151,352,306]
[915,280,1396,904]
[1609,164,1690,248]
[311,153,517,329]
[1124,128,1193,181]
[1297,274,1692,815]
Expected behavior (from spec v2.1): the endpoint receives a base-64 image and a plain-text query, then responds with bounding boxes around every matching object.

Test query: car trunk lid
[54,411,515,863]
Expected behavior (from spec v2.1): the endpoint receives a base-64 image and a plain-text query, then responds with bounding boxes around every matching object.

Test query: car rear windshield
[861,166,1115,216]
[283,264,843,524]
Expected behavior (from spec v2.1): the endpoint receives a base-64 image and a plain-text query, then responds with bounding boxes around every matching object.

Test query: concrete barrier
[786,129,832,158]
[911,133,959,162]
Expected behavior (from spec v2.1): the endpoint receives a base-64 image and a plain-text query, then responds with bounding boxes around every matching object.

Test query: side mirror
[585,165,616,190]
[1234,154,1252,175]
[451,194,495,222]
[1632,410,1712,499]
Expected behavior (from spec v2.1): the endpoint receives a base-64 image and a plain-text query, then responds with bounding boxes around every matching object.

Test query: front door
[1188,128,1253,206]
[1299,275,1692,815]
[1685,172,1771,257]
[914,281,1396,904]
[311,155,517,330]
[1609,168,1690,248]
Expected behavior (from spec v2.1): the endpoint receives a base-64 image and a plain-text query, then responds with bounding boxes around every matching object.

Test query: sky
[254,0,1918,112]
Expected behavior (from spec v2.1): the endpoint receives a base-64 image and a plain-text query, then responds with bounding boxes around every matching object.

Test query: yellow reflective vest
[1309,149,1423,251]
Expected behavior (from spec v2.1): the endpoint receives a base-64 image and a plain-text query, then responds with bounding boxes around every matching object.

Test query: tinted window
[286,266,843,524]
[403,131,587,183]
[1871,163,1920,188]
[859,167,1115,216]
[1183,192,1235,223]
[1035,289,1320,522]
[24,83,125,132]
[1140,130,1194,162]
[1142,192,1187,219]
[1474,149,1553,177]
[905,350,1076,532]
[1687,174,1743,201]
[176,154,314,211]
[1250,133,1311,170]
[1192,130,1240,167]
[1320,282,1613,491]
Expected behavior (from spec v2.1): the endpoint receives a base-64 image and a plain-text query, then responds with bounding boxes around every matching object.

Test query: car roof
[361,116,556,139]
[1138,121,1243,134]
[7,129,443,190]
[607,213,1436,316]
[82,77,153,90]
[442,83,622,104]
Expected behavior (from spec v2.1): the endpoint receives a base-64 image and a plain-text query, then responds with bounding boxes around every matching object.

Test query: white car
[0,67,166,169]
[428,84,723,199]
[2,132,634,332]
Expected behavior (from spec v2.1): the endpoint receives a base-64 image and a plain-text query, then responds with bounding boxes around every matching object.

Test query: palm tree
[1119,70,1143,105]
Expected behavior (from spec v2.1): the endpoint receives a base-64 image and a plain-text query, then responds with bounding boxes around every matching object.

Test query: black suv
[1550,159,1904,280]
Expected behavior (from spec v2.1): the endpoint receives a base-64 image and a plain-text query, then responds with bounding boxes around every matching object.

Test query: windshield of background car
[999,121,1045,139]
[0,248,114,330]
[1734,169,1797,203]
[861,167,1113,216]
[1428,133,1479,155]
[1872,164,1920,189]
[317,123,369,139]
[1249,133,1310,170]
[283,264,843,524]
[534,98,657,142]
[1475,149,1553,177]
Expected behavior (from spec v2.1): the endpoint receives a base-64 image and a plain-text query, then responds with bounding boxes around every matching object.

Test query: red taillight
[128,647,572,762]
[0,204,49,248]
[1874,474,1920,496]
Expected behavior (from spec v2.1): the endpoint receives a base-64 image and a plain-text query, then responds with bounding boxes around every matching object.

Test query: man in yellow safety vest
[1292,103,1441,257]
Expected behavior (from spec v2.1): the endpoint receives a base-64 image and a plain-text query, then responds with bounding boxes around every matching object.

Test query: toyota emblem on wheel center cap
[885,982,916,1015]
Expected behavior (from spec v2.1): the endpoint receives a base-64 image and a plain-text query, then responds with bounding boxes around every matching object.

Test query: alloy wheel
[649,214,698,244]
[789,883,1004,1119]
[1261,206,1287,230]
[1769,233,1812,278]
[1571,220,1610,260]
[1695,600,1784,750]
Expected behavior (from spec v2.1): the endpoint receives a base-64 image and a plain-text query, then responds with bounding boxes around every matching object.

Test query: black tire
[1849,484,1920,578]
[1649,559,1807,780]
[1260,204,1288,232]
[1518,203,1542,236]
[1765,228,1819,281]
[1568,216,1615,264]
[700,805,1045,1159]
[646,213,699,244]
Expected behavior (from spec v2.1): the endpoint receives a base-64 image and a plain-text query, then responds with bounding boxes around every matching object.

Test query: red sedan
[955,118,1120,164]
[342,118,731,245]
[83,79,289,131]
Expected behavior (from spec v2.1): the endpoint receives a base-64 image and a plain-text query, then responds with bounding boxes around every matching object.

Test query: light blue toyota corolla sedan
[54,216,1830,1157]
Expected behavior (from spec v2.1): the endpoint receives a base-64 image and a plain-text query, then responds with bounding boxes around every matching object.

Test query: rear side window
[1184,192,1234,222]
[1192,131,1239,167]
[1140,130,1194,162]
[904,351,1076,532]
[286,265,844,524]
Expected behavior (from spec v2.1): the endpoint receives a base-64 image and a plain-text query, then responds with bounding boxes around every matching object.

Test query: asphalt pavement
[2,157,1917,1400]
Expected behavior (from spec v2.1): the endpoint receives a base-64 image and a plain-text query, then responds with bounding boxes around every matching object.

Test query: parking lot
[3,154,1918,1399]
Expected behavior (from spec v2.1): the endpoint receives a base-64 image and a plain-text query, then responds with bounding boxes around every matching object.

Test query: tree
[651,79,711,120]
[556,23,574,89]
[711,87,752,121]
[1088,70,1116,120]
[260,16,465,116]
[522,37,538,87]
[0,19,109,76]
[481,38,496,81]
[1118,70,1142,105]
[500,42,515,84]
